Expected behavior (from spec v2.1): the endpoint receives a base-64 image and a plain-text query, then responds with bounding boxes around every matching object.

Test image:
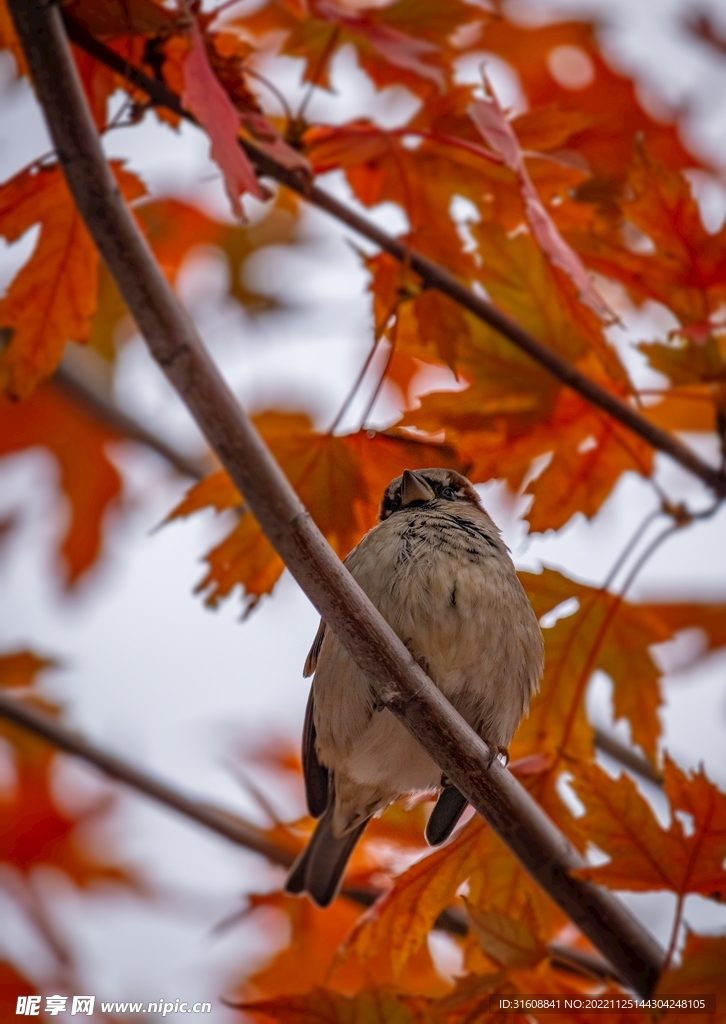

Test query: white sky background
[1,0,726,1017]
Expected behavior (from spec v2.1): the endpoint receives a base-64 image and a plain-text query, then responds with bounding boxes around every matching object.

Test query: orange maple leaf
[657,932,726,1020]
[572,758,726,899]
[0,651,56,690]
[0,162,144,398]
[168,413,459,611]
[516,568,726,769]
[0,386,123,584]
[560,149,726,332]
[481,17,697,178]
[182,21,268,218]
[0,744,131,889]
[238,986,430,1024]
[241,0,476,97]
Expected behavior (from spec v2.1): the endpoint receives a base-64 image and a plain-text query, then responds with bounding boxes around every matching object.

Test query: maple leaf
[242,0,476,98]
[637,333,726,445]
[514,569,726,771]
[469,85,612,322]
[239,986,430,1024]
[0,745,131,888]
[464,898,548,970]
[337,812,567,982]
[639,334,726,388]
[657,932,726,1019]
[0,650,56,690]
[182,21,268,218]
[571,758,726,899]
[63,0,177,39]
[234,889,446,1003]
[339,818,488,979]
[0,961,36,1007]
[0,386,123,584]
[0,162,144,398]
[481,17,696,178]
[510,387,653,533]
[316,1,447,90]
[560,149,726,334]
[168,413,459,611]
[516,569,663,770]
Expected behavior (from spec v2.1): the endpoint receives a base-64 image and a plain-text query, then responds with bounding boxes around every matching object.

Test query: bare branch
[0,689,288,865]
[62,15,726,499]
[54,349,208,480]
[10,0,665,993]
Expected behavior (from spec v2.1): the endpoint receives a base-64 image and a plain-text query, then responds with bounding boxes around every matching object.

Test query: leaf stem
[601,507,664,592]
[328,335,383,434]
[662,893,685,975]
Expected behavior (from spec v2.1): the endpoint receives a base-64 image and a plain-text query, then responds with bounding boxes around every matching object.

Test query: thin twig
[328,336,383,434]
[53,353,209,480]
[600,508,664,592]
[10,0,664,993]
[58,15,726,499]
[617,522,682,602]
[593,728,664,786]
[662,893,685,975]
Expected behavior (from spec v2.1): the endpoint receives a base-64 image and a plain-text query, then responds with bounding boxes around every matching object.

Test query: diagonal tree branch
[10,0,664,993]
[54,349,208,480]
[0,689,626,985]
[61,16,726,499]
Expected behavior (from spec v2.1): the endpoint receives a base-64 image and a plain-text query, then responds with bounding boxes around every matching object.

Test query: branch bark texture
[10,0,664,993]
[63,17,726,499]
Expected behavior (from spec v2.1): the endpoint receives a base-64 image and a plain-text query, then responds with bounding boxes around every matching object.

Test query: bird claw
[485,745,509,770]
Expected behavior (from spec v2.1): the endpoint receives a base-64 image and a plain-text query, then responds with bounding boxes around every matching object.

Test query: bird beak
[400,470,435,507]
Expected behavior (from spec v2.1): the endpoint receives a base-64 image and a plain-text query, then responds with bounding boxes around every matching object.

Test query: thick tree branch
[0,689,623,985]
[11,0,664,993]
[62,16,726,499]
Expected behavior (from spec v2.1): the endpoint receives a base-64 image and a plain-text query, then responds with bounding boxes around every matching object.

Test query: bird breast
[311,502,543,802]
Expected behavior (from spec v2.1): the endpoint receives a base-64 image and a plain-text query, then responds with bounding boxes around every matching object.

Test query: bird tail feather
[285,803,368,908]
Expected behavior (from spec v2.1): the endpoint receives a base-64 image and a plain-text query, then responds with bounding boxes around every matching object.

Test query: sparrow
[286,468,543,907]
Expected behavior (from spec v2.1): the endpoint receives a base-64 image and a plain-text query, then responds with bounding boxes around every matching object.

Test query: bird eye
[442,486,456,500]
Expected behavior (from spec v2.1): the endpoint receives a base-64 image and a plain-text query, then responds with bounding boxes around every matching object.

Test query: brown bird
[286,468,543,907]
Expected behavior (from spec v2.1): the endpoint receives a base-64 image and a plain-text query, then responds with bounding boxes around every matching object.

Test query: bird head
[378,468,483,522]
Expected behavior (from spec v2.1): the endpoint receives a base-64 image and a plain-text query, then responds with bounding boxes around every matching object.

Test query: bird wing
[302,684,329,818]
[304,618,326,677]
